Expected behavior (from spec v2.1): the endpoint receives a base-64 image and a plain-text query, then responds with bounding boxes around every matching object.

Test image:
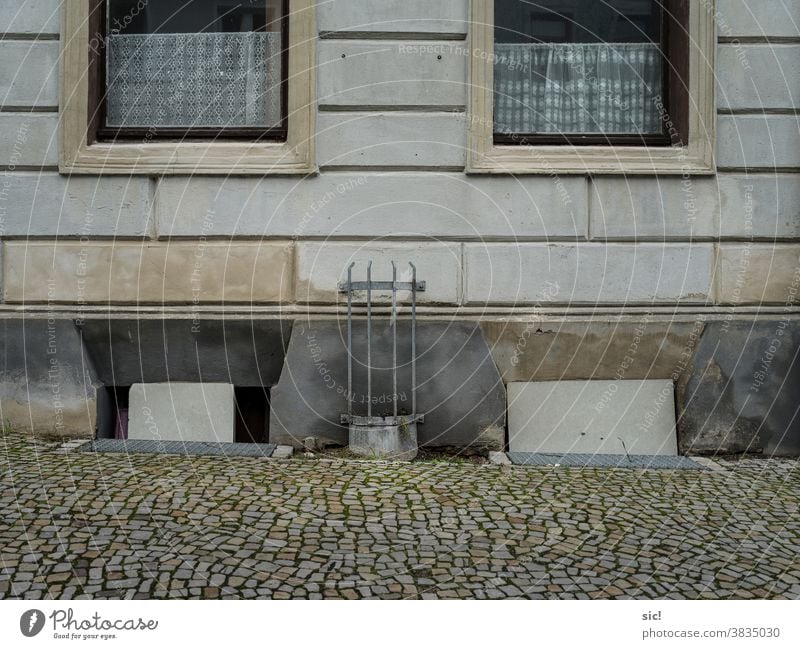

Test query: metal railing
[339,261,426,426]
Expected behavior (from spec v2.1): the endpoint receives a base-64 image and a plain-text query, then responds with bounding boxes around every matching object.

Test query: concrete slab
[508,380,678,455]
[128,383,235,443]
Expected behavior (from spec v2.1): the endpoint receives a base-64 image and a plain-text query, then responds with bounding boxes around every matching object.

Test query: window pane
[493,0,664,138]
[105,0,284,130]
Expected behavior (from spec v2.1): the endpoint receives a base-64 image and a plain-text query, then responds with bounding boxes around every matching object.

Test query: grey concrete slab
[508,380,678,455]
[128,383,235,443]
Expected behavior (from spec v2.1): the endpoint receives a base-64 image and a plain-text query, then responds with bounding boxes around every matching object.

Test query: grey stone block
[317,0,468,34]
[717,244,800,304]
[677,319,800,456]
[0,113,58,167]
[718,174,800,238]
[589,176,720,239]
[0,318,99,437]
[155,173,587,239]
[295,242,461,304]
[717,45,800,110]
[317,41,466,106]
[718,115,800,169]
[269,320,506,448]
[78,319,291,386]
[0,41,59,107]
[465,243,714,305]
[508,380,678,455]
[0,173,153,237]
[481,318,707,383]
[717,0,800,38]
[316,112,466,168]
[128,383,235,443]
[0,0,60,33]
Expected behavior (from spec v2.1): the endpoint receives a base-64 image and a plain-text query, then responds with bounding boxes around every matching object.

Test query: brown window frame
[87,0,290,143]
[492,0,690,148]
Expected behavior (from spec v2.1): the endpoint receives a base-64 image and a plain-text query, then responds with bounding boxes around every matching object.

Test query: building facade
[1,0,798,454]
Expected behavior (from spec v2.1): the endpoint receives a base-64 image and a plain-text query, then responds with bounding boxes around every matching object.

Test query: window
[61,0,315,174]
[96,0,287,140]
[494,0,667,145]
[467,0,715,174]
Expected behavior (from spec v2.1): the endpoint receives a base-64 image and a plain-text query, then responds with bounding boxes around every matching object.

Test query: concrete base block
[678,320,800,456]
[79,319,291,386]
[481,319,706,383]
[269,320,506,449]
[349,421,418,461]
[0,319,100,438]
[508,380,678,455]
[128,383,235,443]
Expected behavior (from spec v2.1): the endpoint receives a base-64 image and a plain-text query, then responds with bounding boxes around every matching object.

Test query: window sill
[467,142,715,176]
[59,139,316,176]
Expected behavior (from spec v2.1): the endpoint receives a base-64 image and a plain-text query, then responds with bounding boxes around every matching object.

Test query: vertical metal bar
[410,262,417,417]
[391,261,398,418]
[366,260,373,419]
[346,262,355,420]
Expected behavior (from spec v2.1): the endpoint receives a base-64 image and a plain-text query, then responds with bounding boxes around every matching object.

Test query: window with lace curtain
[61,0,314,174]
[493,0,675,145]
[90,0,288,140]
[467,0,714,174]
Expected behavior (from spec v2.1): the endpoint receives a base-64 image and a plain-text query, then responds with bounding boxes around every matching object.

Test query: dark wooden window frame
[493,0,690,148]
[87,0,290,143]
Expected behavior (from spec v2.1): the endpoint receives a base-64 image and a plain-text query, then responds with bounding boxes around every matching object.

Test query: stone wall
[0,1,798,453]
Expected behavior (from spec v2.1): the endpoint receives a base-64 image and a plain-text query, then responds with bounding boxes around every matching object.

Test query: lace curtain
[493,43,662,136]
[106,32,282,128]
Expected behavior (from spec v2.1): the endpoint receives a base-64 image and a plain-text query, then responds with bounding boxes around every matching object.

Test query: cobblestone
[0,432,798,599]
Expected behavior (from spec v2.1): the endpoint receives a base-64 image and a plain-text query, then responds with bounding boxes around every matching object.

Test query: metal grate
[507,452,707,470]
[81,439,276,458]
[338,261,425,425]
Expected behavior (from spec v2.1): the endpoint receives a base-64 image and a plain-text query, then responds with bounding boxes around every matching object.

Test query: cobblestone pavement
[1,432,799,600]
